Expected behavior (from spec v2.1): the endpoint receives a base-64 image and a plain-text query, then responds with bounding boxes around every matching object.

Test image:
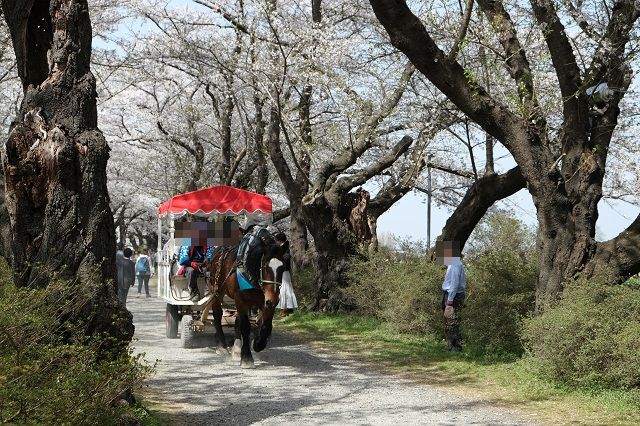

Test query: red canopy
[157,185,272,218]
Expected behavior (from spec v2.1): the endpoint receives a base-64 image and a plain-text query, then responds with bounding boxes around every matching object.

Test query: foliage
[0,260,152,424]
[346,215,537,356]
[290,264,317,310]
[523,278,640,390]
[344,245,445,336]
[464,212,536,259]
[462,213,537,356]
[463,248,536,357]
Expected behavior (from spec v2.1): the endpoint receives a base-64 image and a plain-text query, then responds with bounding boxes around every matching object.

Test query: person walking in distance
[436,240,466,352]
[135,249,153,297]
[117,247,136,308]
[274,232,298,318]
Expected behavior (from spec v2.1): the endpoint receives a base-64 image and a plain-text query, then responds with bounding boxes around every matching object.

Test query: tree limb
[438,166,526,249]
[331,135,414,195]
[590,213,640,279]
[273,207,291,223]
[530,0,585,134]
[448,0,475,61]
[428,163,475,179]
[156,121,198,158]
[369,140,429,218]
[476,0,537,108]
[314,61,415,189]
[368,0,525,155]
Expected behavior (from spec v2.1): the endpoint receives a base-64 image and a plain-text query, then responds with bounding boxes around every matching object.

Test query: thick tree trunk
[533,165,602,310]
[248,93,269,193]
[303,196,356,312]
[1,0,132,342]
[288,85,313,270]
[0,166,12,263]
[301,188,375,311]
[289,200,309,271]
[218,88,233,183]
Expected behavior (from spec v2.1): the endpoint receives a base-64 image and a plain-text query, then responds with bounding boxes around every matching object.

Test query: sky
[377,186,640,246]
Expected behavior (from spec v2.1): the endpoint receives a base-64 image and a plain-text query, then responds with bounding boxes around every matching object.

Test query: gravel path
[129,288,534,426]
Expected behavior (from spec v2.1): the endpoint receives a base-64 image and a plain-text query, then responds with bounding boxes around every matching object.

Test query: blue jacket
[178,246,214,266]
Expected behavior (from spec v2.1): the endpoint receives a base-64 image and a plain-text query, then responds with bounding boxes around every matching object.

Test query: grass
[134,400,167,426]
[277,311,640,425]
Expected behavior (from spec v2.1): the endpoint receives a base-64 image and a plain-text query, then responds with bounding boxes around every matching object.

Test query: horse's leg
[231,315,242,361]
[211,299,227,352]
[253,307,274,353]
[238,309,254,369]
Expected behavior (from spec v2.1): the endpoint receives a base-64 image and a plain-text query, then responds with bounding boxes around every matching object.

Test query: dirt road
[129,290,533,426]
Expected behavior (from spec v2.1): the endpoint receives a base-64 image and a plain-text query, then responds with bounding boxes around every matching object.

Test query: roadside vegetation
[283,215,640,425]
[0,260,153,425]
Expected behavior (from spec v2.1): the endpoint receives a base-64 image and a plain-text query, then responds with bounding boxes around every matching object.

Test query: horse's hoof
[231,340,242,361]
[240,359,255,369]
[215,347,229,355]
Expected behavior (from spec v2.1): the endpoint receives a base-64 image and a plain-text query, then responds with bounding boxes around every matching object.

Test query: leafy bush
[345,214,537,356]
[344,246,445,336]
[0,259,151,424]
[522,279,640,390]
[462,249,536,356]
[291,264,317,310]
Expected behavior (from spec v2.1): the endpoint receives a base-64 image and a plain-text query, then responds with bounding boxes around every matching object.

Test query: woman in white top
[274,233,297,317]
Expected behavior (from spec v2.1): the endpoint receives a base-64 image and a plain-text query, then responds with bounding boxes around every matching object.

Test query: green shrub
[522,280,640,390]
[345,214,538,356]
[344,247,445,336]
[0,259,151,424]
[291,264,317,310]
[463,249,536,357]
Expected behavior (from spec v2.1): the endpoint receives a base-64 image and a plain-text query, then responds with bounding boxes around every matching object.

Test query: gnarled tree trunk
[369,0,640,312]
[1,0,133,342]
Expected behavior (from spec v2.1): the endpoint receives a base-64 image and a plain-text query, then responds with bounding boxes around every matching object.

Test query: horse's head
[251,229,287,353]
[256,229,285,309]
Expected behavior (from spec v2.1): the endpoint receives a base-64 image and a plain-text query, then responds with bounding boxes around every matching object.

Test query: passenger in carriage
[175,221,215,302]
[178,244,214,302]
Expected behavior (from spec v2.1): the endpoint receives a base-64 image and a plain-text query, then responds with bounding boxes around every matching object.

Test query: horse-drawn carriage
[156,185,276,350]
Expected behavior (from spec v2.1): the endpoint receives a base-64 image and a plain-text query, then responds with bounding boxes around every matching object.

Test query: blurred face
[174,220,240,246]
[436,241,460,265]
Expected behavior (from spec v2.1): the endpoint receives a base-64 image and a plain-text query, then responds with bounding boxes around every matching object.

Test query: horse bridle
[259,255,283,290]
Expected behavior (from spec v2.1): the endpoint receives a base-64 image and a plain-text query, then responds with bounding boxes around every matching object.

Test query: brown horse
[201,235,285,368]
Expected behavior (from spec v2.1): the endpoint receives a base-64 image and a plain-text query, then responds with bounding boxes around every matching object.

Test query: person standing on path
[135,250,153,297]
[117,247,136,308]
[437,240,466,352]
[274,232,298,318]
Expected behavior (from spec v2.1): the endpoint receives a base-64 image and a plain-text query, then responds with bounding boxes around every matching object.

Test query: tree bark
[0,164,12,263]
[288,85,312,270]
[302,194,357,311]
[1,0,132,342]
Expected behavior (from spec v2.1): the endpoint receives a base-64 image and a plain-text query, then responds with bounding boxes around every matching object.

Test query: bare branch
[448,0,474,61]
[331,135,414,195]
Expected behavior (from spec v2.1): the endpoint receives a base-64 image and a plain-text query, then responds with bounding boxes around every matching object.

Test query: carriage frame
[156,185,273,348]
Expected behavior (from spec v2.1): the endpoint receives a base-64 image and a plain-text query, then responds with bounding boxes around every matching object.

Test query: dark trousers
[441,291,465,349]
[137,275,150,295]
[184,267,200,295]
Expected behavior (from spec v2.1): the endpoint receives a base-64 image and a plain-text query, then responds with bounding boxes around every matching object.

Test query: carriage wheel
[166,303,179,338]
[181,315,196,348]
